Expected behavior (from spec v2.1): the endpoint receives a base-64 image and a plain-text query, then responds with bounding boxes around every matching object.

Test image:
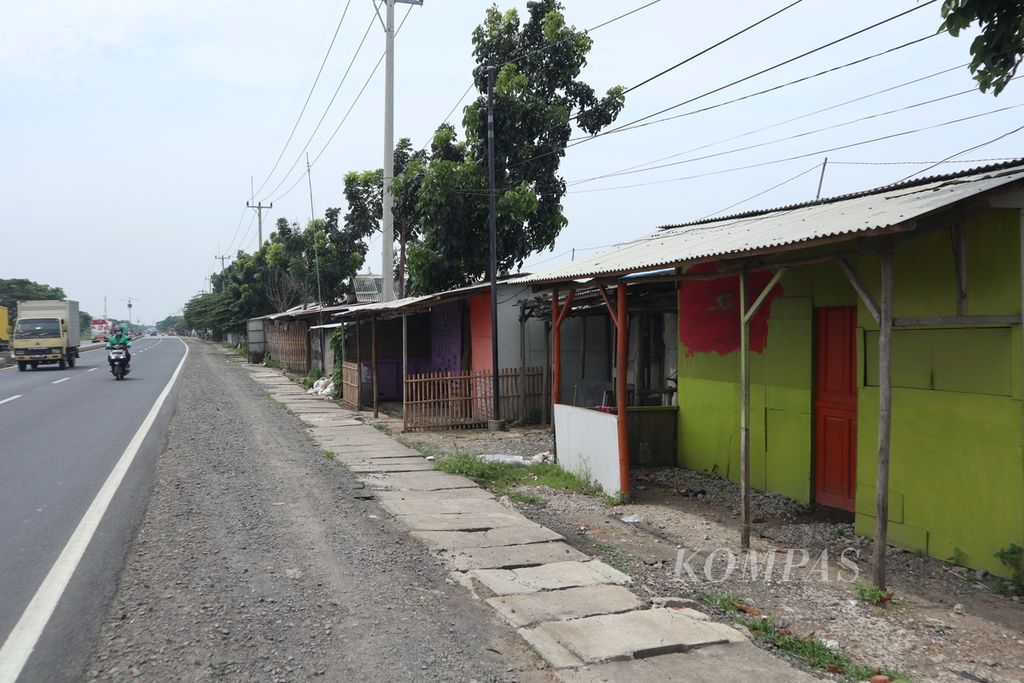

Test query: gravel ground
[86,342,547,682]
[399,425,1024,683]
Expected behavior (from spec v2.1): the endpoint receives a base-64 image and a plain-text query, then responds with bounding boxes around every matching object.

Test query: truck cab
[12,300,80,371]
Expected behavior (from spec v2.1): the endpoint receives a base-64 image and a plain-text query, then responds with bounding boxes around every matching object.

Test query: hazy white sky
[1,0,1016,323]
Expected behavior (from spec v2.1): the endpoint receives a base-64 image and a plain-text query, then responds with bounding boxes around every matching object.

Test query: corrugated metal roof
[518,160,1024,286]
[330,280,535,319]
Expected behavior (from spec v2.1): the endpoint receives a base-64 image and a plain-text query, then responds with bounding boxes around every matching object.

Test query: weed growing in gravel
[854,580,892,606]
[592,542,634,573]
[433,453,602,497]
[740,617,910,682]
[323,451,335,460]
[373,423,395,437]
[263,356,286,371]
[506,491,545,506]
[994,543,1024,594]
[694,589,746,613]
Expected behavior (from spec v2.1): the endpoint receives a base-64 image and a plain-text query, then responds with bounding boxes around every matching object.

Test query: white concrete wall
[554,405,621,497]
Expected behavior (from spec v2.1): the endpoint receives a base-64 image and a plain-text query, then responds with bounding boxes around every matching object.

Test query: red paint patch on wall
[679,266,783,356]
[469,293,492,372]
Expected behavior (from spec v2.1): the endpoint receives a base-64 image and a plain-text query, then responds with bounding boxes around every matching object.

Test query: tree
[0,278,66,315]
[156,315,184,333]
[403,1,625,294]
[941,0,1024,94]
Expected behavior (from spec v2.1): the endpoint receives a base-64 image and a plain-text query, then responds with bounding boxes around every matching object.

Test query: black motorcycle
[108,345,130,380]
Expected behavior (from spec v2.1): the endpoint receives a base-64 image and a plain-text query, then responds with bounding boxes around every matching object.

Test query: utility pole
[308,153,326,373]
[122,297,137,331]
[215,246,228,273]
[247,200,273,247]
[487,64,501,426]
[816,157,829,200]
[380,0,423,302]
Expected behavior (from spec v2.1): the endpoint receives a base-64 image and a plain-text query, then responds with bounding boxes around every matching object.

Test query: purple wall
[431,302,462,373]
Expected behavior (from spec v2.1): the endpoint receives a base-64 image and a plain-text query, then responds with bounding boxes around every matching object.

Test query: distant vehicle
[149,331,157,336]
[0,306,8,351]
[12,300,80,371]
[91,318,113,342]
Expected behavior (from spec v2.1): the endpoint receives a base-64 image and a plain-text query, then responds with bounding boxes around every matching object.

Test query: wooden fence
[403,367,546,431]
[341,361,359,409]
[265,322,310,373]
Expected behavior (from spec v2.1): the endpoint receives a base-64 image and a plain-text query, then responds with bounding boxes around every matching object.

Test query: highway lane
[0,336,187,682]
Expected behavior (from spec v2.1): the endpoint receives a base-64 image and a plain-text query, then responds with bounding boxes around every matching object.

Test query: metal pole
[487,64,500,423]
[372,317,379,419]
[872,250,894,589]
[815,157,828,200]
[739,269,751,549]
[356,321,362,411]
[381,0,396,302]
[402,313,408,428]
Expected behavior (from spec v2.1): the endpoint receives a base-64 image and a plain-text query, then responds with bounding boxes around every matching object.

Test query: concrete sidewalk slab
[376,488,494,503]
[553,642,819,682]
[486,584,642,628]
[397,512,532,531]
[522,608,742,666]
[411,525,563,550]
[357,470,477,491]
[443,541,589,572]
[460,560,630,596]
[347,461,435,473]
[378,495,509,517]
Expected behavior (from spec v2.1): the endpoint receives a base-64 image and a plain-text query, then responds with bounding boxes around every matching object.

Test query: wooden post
[543,319,551,425]
[551,290,561,407]
[872,250,894,589]
[616,282,631,498]
[739,269,751,550]
[372,316,379,419]
[355,320,362,411]
[402,313,408,431]
[519,301,528,424]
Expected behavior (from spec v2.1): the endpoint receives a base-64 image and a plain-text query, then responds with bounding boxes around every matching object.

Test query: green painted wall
[677,208,1024,576]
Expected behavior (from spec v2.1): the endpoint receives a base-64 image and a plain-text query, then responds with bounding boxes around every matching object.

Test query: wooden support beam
[552,291,562,407]
[402,313,408,431]
[739,269,751,550]
[372,317,379,419]
[596,285,617,327]
[543,319,551,425]
[894,315,1020,327]
[555,289,577,328]
[872,250,894,590]
[616,281,631,498]
[743,267,787,323]
[355,320,362,412]
[519,301,528,424]
[838,258,880,325]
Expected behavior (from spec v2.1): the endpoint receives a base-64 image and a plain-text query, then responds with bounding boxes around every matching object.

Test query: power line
[252,0,355,199]
[700,162,823,219]
[271,4,415,203]
[262,8,379,201]
[896,123,1024,182]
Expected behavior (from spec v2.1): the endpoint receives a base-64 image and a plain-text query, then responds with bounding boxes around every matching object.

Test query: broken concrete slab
[356,470,477,491]
[520,625,584,669]
[394,512,530,532]
[522,608,742,666]
[553,642,819,682]
[460,560,630,597]
[410,525,563,550]
[442,541,588,572]
[486,583,641,628]
[327,447,422,459]
[375,488,494,503]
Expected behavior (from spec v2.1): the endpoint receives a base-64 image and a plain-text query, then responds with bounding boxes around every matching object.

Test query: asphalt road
[0,336,187,682]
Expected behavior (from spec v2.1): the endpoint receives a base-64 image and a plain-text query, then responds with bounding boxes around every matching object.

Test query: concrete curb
[233,352,816,681]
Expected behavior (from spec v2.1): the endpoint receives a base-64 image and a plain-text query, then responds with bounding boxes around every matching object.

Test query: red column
[551,290,561,407]
[616,282,630,497]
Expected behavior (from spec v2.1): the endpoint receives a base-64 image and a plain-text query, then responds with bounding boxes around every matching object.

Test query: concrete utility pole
[487,64,501,425]
[247,201,273,247]
[380,0,423,301]
[215,251,228,272]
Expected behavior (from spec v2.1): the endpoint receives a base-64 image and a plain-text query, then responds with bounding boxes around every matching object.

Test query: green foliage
[401,1,625,294]
[432,452,602,495]
[592,542,634,573]
[941,0,1024,95]
[853,581,892,606]
[0,278,66,316]
[506,491,545,506]
[156,315,184,333]
[695,590,746,613]
[301,369,322,390]
[994,543,1024,591]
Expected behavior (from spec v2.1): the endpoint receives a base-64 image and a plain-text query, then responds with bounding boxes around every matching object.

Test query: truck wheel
[68,356,76,368]
[30,362,38,369]
[17,362,26,371]
[58,359,66,370]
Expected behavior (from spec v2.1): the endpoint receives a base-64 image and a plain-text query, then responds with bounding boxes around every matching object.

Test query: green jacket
[106,334,132,348]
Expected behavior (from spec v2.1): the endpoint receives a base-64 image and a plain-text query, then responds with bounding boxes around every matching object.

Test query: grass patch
[695,589,747,613]
[506,491,545,506]
[592,542,634,573]
[300,369,322,390]
[854,580,893,606]
[373,423,395,437]
[740,617,910,681]
[263,356,286,371]
[994,544,1024,595]
[433,453,602,496]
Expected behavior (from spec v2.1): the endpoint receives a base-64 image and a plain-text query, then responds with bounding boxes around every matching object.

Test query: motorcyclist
[106,326,132,369]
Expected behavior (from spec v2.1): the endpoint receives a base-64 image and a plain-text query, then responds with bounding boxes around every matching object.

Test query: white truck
[12,300,80,371]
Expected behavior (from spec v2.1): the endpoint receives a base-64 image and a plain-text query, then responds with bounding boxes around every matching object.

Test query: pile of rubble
[305,376,335,400]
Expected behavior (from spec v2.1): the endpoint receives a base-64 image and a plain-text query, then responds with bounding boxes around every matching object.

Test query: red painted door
[814,307,857,511]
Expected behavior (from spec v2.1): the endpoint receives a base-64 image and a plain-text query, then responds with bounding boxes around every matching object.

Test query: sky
[0,0,1017,324]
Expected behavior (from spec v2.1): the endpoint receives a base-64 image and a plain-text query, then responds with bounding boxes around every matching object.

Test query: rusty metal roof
[517,160,1024,286]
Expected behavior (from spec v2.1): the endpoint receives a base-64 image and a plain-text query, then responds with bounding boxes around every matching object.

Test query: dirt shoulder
[86,342,545,682]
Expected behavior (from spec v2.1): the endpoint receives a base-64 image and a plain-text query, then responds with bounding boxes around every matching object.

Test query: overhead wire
[699,162,824,219]
[896,123,1024,182]
[252,0,355,198]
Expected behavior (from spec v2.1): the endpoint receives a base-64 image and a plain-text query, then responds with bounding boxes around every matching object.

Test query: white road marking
[87,368,97,373]
[51,378,69,385]
[0,395,22,406]
[0,338,189,682]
